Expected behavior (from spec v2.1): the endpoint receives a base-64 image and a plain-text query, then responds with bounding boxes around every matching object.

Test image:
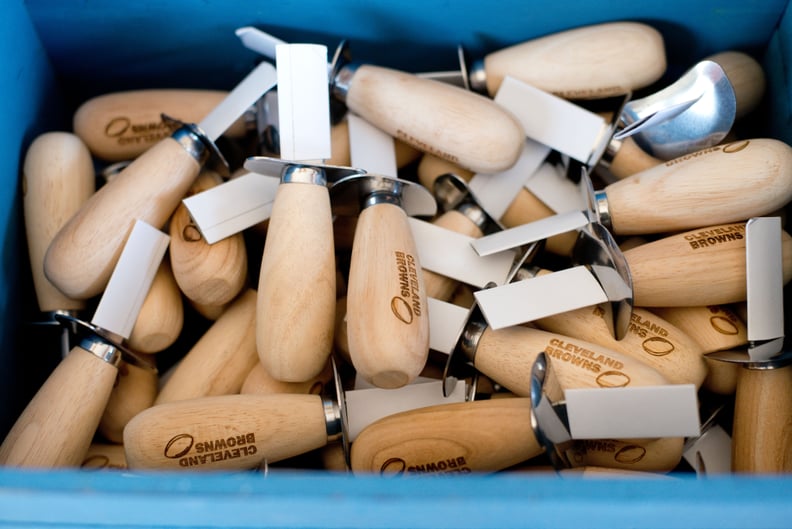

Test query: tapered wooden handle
[568,437,685,473]
[257,183,336,382]
[732,365,792,473]
[241,360,332,396]
[127,260,184,354]
[169,175,248,308]
[0,347,118,467]
[624,222,792,307]
[45,136,201,299]
[481,22,666,98]
[73,89,246,161]
[98,358,159,443]
[423,210,483,301]
[501,189,579,255]
[608,136,662,179]
[534,305,707,387]
[605,139,792,235]
[23,132,95,312]
[345,64,524,174]
[474,326,669,396]
[347,204,429,389]
[351,398,542,474]
[706,51,765,120]
[155,289,258,405]
[123,394,327,470]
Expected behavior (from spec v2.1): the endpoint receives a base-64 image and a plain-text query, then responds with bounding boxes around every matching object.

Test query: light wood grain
[45,137,201,299]
[482,22,666,98]
[98,358,159,443]
[345,64,524,174]
[257,183,336,382]
[23,132,95,312]
[123,394,328,470]
[346,204,429,388]
[127,260,184,353]
[0,347,118,467]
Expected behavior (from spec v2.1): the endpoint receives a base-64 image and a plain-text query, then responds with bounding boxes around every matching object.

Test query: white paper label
[183,172,281,244]
[347,113,397,177]
[276,44,331,161]
[92,220,170,339]
[565,384,701,439]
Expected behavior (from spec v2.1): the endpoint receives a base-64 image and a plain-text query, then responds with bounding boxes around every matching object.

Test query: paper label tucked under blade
[565,384,701,439]
[182,172,281,244]
[92,220,170,339]
[410,217,515,288]
[474,266,607,330]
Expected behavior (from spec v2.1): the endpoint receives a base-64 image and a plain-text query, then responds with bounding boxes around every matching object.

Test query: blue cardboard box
[1,1,791,527]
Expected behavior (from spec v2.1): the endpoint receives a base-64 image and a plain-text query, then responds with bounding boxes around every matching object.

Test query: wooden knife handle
[0,346,118,467]
[23,132,95,312]
[423,210,484,302]
[44,136,201,299]
[623,222,792,307]
[604,139,792,235]
[347,203,429,389]
[651,305,746,395]
[73,89,246,161]
[480,22,666,98]
[344,64,524,174]
[98,358,159,443]
[257,183,336,382]
[608,135,663,180]
[732,364,792,473]
[568,436,685,473]
[534,305,707,388]
[416,153,474,190]
[123,394,328,470]
[126,260,184,354]
[474,326,668,396]
[155,289,258,405]
[81,443,128,470]
[169,173,248,308]
[351,398,543,474]
[240,360,332,396]
[706,51,765,120]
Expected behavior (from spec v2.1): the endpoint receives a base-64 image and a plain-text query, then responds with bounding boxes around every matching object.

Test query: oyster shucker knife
[45,61,277,299]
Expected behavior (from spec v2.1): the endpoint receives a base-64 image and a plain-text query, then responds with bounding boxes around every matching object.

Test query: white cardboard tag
[746,217,784,360]
[467,139,550,220]
[344,380,466,441]
[182,172,281,244]
[524,161,585,214]
[495,76,608,164]
[473,266,607,330]
[92,220,170,339]
[471,209,588,257]
[275,44,332,162]
[409,217,515,288]
[347,113,397,177]
[682,424,732,475]
[427,297,471,355]
[565,385,701,439]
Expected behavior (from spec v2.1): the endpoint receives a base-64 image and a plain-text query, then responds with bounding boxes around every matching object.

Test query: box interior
[1,0,791,524]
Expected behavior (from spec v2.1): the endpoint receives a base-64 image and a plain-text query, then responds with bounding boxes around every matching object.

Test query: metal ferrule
[457,202,490,233]
[593,190,611,230]
[282,165,327,186]
[323,398,343,442]
[332,63,358,103]
[363,189,403,210]
[459,311,488,364]
[79,335,122,368]
[467,59,488,95]
[598,136,623,169]
[171,125,210,167]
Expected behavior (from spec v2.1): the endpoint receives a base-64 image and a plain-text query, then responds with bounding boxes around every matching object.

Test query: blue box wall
[1,1,791,526]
